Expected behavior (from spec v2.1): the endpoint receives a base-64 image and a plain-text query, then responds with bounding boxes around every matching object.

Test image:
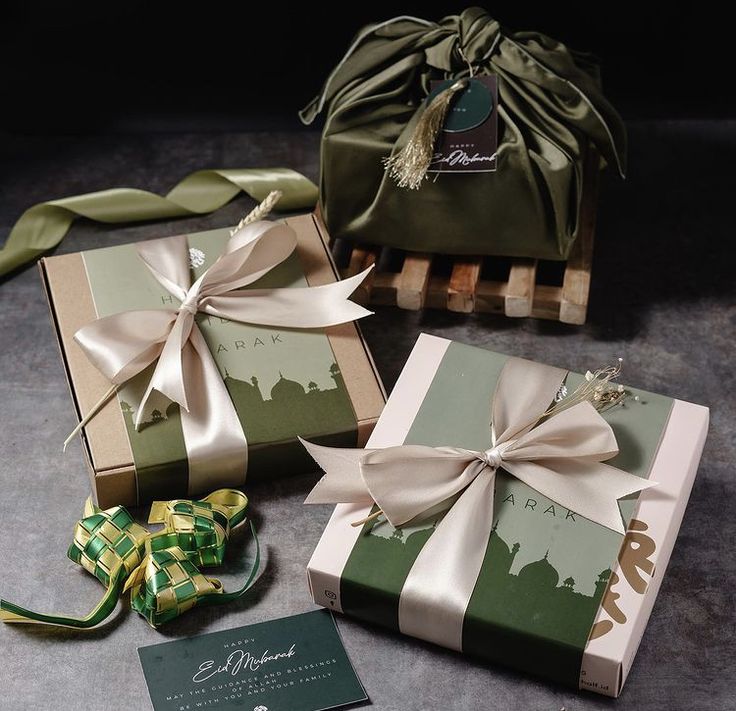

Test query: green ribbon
[0,167,318,278]
[0,489,259,629]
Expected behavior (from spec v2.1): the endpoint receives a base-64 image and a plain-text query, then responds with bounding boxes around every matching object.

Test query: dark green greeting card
[138,610,367,711]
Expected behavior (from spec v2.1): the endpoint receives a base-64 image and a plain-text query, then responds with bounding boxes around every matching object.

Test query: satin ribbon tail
[201,521,261,604]
[0,574,123,629]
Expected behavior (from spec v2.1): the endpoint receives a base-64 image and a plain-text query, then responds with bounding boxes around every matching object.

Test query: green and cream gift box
[40,214,385,508]
[306,334,709,697]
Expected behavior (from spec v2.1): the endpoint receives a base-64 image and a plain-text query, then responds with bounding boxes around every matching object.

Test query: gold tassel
[384,79,469,190]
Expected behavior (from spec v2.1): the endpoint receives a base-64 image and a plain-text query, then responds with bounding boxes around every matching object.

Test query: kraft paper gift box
[306,334,709,697]
[40,214,385,508]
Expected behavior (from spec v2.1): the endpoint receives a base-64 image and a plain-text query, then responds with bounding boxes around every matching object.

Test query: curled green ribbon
[0,489,259,629]
[0,167,318,278]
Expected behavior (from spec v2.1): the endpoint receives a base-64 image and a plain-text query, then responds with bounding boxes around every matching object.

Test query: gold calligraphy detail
[589,519,657,640]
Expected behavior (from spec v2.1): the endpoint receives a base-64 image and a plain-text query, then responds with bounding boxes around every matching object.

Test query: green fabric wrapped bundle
[301,7,626,260]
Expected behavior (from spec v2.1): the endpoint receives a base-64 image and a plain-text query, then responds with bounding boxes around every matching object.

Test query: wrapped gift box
[307,334,708,697]
[40,214,385,508]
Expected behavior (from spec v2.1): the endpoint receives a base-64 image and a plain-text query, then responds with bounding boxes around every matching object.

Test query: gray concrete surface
[0,124,733,710]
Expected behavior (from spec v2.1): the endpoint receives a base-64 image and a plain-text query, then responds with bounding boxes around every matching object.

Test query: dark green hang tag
[427,78,494,133]
[428,75,498,174]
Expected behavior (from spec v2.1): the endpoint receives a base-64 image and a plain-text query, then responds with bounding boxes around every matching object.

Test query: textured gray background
[0,124,734,710]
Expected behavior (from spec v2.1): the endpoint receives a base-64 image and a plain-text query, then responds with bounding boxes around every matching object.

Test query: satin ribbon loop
[303,356,657,651]
[72,218,372,494]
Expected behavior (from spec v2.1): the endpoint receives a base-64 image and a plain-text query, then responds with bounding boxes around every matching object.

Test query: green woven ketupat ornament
[0,490,259,629]
[146,490,248,567]
[67,500,149,586]
[124,543,258,628]
[124,491,259,628]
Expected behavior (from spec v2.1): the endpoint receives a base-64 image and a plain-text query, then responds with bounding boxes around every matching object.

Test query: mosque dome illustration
[517,550,559,589]
[482,524,521,576]
[270,372,306,401]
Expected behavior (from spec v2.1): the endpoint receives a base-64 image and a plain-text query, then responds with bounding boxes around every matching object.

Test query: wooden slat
[371,272,400,306]
[426,276,451,310]
[530,284,563,321]
[504,259,537,317]
[345,245,378,305]
[338,240,592,321]
[559,149,599,325]
[447,258,483,313]
[559,233,591,325]
[474,280,507,314]
[396,253,432,310]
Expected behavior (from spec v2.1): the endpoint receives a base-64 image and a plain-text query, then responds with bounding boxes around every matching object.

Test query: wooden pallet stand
[319,152,599,325]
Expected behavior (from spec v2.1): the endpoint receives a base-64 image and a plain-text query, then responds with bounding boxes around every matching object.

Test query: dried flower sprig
[544,358,631,419]
[229,189,283,236]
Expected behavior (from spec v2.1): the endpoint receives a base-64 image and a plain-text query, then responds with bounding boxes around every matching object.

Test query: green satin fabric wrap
[0,167,318,278]
[301,8,626,260]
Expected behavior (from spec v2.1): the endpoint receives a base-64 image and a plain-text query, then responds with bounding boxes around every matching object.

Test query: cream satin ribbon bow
[72,219,372,494]
[302,357,655,652]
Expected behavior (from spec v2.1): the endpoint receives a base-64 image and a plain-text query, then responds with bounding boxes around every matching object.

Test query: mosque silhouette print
[346,518,612,649]
[119,362,354,445]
